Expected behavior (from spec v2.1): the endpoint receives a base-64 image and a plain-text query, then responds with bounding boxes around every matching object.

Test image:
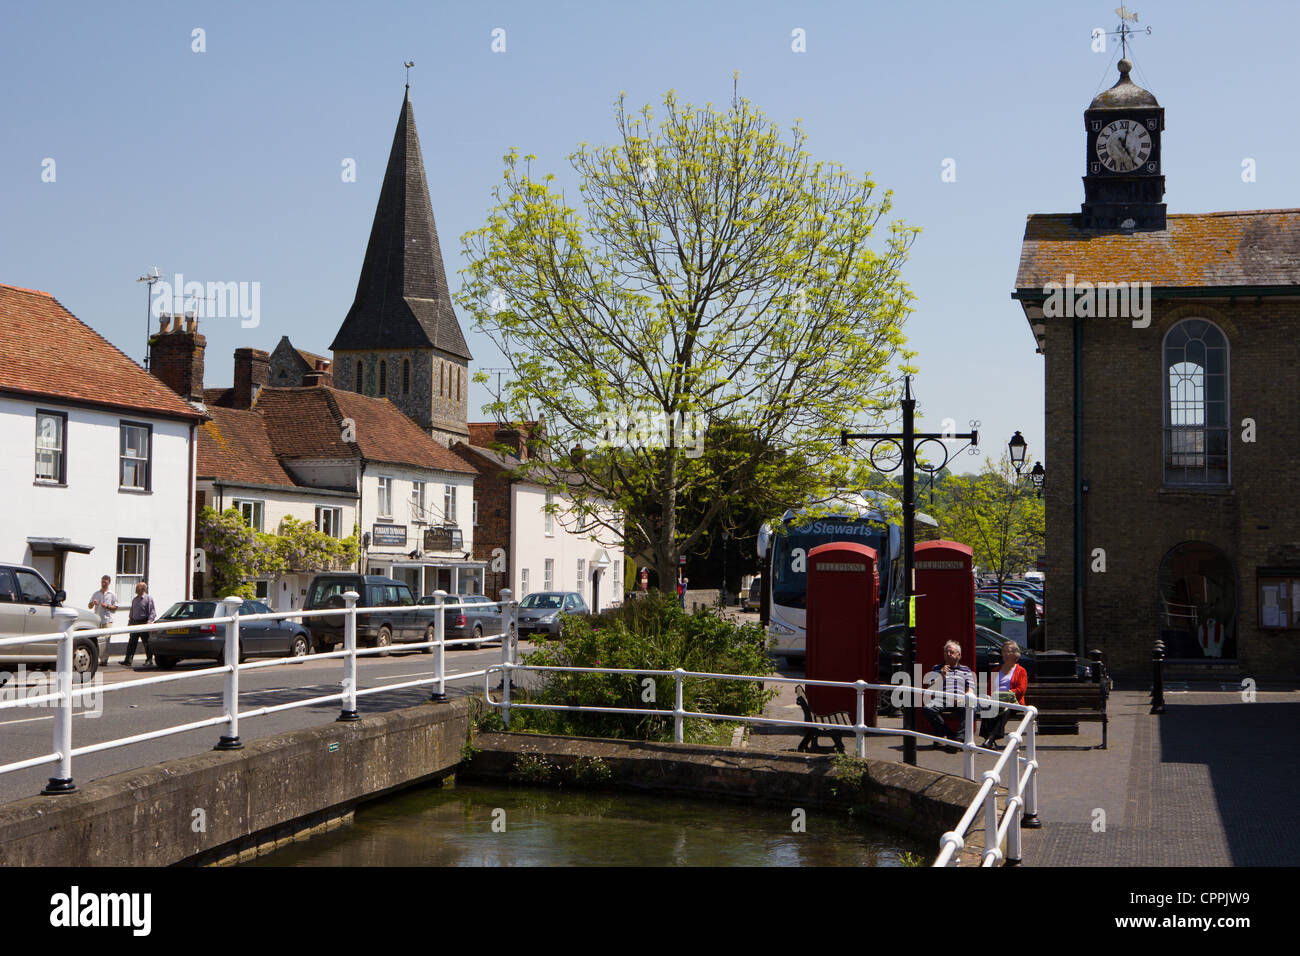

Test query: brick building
[1012,60,1300,675]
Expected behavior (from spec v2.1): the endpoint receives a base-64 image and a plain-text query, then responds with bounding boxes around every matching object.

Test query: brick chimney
[149,313,205,403]
[233,347,270,408]
[302,359,333,388]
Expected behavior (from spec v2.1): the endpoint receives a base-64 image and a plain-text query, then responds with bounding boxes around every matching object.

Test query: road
[0,640,542,804]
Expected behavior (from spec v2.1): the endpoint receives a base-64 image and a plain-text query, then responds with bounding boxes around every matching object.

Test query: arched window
[456,367,461,402]
[1163,319,1228,486]
[402,359,411,395]
[439,363,444,397]
[355,361,364,394]
[378,360,387,396]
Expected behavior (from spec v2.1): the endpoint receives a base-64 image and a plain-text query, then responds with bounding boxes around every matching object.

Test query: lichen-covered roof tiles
[1015,209,1300,291]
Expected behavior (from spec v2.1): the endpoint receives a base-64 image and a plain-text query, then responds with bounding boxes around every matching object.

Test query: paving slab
[747,671,1300,866]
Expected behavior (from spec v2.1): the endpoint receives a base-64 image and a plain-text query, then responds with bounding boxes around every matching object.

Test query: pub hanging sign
[370,524,408,547]
[424,526,464,552]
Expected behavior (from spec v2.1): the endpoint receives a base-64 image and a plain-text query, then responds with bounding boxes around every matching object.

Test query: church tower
[330,86,471,446]
[1080,58,1167,231]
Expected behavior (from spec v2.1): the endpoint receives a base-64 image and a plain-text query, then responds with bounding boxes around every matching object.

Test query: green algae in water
[245,782,927,867]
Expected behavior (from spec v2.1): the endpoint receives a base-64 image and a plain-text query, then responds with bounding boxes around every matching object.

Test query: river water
[245,782,926,867]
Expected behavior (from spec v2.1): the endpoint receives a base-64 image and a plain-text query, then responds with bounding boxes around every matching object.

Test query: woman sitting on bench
[980,641,1028,748]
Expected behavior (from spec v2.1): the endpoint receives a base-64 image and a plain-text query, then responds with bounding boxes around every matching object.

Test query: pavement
[744,662,1300,866]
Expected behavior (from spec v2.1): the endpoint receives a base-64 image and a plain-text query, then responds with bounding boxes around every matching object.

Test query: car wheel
[72,639,98,680]
[375,626,393,657]
[422,624,436,653]
[155,656,178,670]
[215,642,246,667]
[472,623,483,650]
[290,634,310,658]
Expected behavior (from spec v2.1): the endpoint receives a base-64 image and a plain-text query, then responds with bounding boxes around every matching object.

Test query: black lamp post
[1029,461,1046,498]
[1008,431,1028,475]
[841,375,979,766]
[1008,432,1045,499]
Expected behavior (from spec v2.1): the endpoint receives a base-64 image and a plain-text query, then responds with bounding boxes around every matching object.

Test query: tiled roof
[330,91,471,359]
[203,387,235,407]
[198,406,296,487]
[1014,210,1300,291]
[255,385,476,474]
[0,283,202,420]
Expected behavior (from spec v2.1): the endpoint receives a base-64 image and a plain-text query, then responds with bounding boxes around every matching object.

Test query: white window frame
[316,506,342,537]
[35,410,66,483]
[544,492,554,536]
[577,558,586,599]
[544,558,554,591]
[119,422,151,491]
[233,498,264,532]
[444,484,458,526]
[116,539,148,597]
[377,477,393,519]
[521,568,529,597]
[411,481,427,524]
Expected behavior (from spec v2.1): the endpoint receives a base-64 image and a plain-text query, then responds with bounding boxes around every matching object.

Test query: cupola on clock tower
[1080,58,1167,231]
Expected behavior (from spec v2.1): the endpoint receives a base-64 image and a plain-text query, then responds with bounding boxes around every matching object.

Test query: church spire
[330,88,471,359]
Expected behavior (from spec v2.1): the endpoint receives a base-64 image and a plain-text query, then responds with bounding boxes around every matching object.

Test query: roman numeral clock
[1081,57,1167,231]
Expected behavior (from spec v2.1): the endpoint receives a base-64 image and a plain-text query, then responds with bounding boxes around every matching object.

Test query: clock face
[1095,119,1153,173]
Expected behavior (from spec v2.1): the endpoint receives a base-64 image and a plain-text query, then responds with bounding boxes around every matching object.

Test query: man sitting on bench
[921,640,975,753]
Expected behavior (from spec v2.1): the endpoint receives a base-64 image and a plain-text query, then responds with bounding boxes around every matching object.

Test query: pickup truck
[303,574,442,654]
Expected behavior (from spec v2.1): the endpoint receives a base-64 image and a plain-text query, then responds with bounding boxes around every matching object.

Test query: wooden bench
[794,684,851,753]
[1026,681,1109,749]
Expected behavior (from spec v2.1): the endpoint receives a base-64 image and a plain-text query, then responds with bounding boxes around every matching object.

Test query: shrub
[510,592,775,742]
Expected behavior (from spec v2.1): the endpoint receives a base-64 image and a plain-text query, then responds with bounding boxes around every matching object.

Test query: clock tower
[1080,58,1166,231]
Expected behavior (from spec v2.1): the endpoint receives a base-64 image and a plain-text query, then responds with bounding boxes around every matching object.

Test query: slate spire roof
[330,88,472,359]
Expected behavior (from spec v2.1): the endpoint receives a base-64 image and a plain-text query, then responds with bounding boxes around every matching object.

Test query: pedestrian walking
[88,575,119,666]
[123,581,157,667]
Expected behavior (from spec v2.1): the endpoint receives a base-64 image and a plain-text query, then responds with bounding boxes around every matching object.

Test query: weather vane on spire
[1103,6,1151,60]
[404,60,415,88]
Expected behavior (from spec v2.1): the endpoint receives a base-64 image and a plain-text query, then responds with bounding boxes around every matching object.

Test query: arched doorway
[1157,541,1236,659]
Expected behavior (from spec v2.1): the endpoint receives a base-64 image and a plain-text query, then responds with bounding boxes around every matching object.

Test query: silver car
[516,591,589,639]
[0,565,106,677]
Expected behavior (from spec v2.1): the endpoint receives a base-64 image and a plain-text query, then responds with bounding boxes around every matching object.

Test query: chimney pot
[159,316,172,334]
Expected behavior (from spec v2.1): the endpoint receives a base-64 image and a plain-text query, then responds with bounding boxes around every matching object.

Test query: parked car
[975,597,1025,634]
[976,589,1026,613]
[150,600,314,668]
[304,574,441,655]
[417,593,505,649]
[0,564,106,678]
[516,591,590,639]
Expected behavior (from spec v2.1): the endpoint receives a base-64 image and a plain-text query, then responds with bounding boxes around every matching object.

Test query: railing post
[963,689,976,780]
[983,775,1001,865]
[854,680,866,758]
[1150,640,1166,714]
[499,588,513,729]
[214,595,244,750]
[1006,734,1024,865]
[673,668,685,743]
[337,590,360,722]
[1021,713,1041,828]
[41,609,80,795]
[429,589,447,702]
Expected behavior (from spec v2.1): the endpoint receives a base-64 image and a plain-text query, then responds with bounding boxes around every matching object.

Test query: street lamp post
[841,375,978,765]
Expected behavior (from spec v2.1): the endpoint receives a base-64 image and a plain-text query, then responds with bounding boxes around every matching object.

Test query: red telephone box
[806,542,879,721]
[913,541,976,715]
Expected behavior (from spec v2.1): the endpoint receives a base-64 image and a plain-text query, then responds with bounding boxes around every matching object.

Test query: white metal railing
[481,663,1040,867]
[0,589,521,795]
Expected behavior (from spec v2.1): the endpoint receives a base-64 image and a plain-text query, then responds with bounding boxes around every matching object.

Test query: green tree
[272,516,360,573]
[930,457,1044,591]
[197,507,284,599]
[459,88,919,587]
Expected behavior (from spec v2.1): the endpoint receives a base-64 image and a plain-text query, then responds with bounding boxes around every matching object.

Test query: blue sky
[3,0,1296,474]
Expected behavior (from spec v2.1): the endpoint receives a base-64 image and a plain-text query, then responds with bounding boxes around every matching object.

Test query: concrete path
[746,672,1300,866]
